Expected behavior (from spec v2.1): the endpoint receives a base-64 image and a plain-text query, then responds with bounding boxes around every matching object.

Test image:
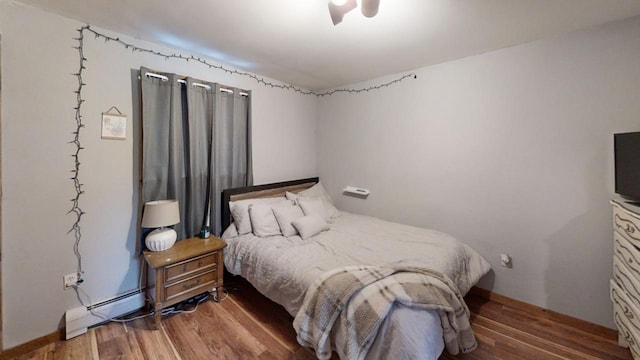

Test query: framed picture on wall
[101,112,127,140]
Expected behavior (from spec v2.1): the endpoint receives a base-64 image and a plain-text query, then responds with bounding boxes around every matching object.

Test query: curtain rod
[144,72,249,96]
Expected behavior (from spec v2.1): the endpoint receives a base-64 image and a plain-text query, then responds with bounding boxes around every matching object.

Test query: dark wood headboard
[220,177,319,232]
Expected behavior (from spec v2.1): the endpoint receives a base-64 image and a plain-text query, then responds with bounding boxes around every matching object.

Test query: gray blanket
[293,265,477,360]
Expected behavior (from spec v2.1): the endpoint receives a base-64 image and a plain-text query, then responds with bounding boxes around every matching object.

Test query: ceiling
[16,0,640,90]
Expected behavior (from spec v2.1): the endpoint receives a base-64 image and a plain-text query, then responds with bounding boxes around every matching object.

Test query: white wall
[0,2,316,349]
[317,16,640,328]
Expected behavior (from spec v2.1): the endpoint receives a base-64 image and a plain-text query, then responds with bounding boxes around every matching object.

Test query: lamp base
[145,228,177,251]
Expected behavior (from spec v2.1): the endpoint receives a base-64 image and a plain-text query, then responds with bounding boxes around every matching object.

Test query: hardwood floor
[444,293,631,360]
[6,277,633,360]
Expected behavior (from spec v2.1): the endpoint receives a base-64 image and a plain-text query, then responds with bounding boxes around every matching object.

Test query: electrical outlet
[63,273,78,289]
[500,253,513,268]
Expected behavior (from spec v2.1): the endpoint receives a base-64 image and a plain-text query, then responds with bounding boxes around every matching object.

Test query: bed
[220,178,491,360]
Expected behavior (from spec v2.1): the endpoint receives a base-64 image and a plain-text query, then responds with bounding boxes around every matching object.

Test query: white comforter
[223,212,490,359]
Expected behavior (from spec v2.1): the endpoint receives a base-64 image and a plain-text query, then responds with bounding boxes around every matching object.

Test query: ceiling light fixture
[360,0,380,18]
[328,0,357,25]
[328,0,380,26]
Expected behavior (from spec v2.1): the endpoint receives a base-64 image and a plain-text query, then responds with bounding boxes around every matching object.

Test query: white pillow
[249,204,282,237]
[286,182,341,218]
[221,223,238,240]
[272,204,305,237]
[285,191,299,202]
[229,197,290,235]
[300,182,334,202]
[298,197,330,221]
[292,215,330,240]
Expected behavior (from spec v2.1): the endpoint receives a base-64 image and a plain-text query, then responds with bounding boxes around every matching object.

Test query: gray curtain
[140,66,252,238]
[209,84,253,234]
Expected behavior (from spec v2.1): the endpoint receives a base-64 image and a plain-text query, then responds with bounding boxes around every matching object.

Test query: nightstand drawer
[166,270,217,302]
[614,204,640,246]
[166,252,217,283]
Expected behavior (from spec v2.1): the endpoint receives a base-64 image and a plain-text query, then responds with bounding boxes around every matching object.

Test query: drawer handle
[615,214,640,240]
[630,257,634,264]
[624,306,635,319]
[183,279,202,290]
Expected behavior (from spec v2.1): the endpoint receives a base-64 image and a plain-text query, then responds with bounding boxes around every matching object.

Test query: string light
[80,25,416,97]
[69,25,417,279]
[69,25,89,283]
[315,74,417,96]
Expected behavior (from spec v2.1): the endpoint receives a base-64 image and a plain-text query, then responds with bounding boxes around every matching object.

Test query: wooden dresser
[144,236,226,329]
[611,200,640,359]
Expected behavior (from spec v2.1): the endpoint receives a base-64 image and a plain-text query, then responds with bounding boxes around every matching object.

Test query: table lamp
[141,199,180,251]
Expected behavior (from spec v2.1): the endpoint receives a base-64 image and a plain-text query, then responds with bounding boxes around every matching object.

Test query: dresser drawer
[614,309,640,359]
[614,254,640,311]
[612,280,640,335]
[615,231,640,278]
[165,270,217,302]
[614,203,640,246]
[612,280,640,359]
[166,252,217,283]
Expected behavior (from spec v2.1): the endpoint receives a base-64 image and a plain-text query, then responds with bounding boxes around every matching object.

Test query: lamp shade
[141,200,180,228]
[142,200,180,252]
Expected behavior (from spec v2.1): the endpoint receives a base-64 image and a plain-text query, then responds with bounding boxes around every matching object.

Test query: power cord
[211,287,230,302]
[73,285,228,324]
[71,255,230,324]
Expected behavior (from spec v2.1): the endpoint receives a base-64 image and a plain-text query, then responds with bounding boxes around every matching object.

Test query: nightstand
[143,236,226,329]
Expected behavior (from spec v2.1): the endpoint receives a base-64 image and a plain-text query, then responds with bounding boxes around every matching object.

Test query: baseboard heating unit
[65,289,145,339]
